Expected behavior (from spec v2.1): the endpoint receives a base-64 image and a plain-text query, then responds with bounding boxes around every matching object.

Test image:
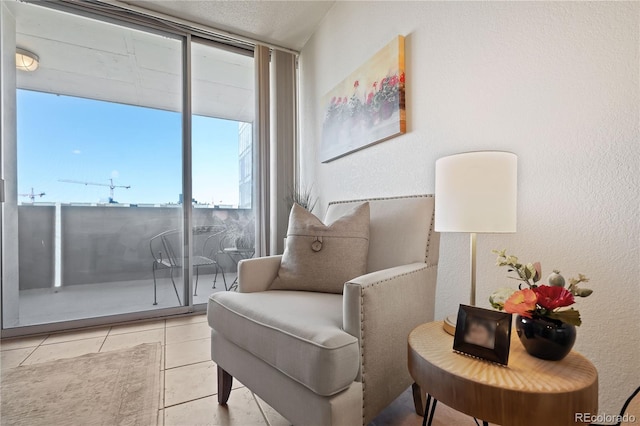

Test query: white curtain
[269,50,297,255]
[254,46,298,257]
[253,45,271,257]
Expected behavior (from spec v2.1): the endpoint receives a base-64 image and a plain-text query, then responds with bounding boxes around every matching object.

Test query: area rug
[1,343,161,426]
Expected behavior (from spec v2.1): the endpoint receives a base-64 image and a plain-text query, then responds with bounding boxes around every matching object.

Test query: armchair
[207,195,440,425]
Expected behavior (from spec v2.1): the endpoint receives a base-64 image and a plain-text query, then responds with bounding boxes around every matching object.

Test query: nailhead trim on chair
[353,265,432,424]
[425,207,437,268]
[327,193,435,207]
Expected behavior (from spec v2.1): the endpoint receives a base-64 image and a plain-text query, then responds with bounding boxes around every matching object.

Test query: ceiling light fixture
[15,48,39,72]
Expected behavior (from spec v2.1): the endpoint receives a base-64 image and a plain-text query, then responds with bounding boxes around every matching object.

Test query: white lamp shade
[435,151,517,233]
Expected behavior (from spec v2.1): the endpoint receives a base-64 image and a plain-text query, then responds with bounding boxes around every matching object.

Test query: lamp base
[443,314,457,336]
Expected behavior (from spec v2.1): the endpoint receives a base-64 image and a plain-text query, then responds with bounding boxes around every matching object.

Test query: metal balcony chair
[215,231,255,291]
[150,226,226,305]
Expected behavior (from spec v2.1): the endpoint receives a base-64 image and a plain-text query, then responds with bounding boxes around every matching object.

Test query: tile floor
[1,314,492,426]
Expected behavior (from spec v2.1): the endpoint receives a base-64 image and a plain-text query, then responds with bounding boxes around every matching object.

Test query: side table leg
[421,395,431,426]
[421,395,438,426]
[427,399,438,426]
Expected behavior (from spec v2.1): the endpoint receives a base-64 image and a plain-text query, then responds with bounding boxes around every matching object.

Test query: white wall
[299,1,639,416]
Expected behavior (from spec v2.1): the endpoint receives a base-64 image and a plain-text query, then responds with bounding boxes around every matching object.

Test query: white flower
[489,287,517,310]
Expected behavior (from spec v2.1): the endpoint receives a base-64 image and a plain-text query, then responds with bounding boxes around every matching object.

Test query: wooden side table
[408,321,598,426]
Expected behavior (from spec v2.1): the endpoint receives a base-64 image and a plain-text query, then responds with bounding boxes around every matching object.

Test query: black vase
[515,315,576,361]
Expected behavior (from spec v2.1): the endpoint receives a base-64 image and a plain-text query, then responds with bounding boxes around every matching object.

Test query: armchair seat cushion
[208,291,360,396]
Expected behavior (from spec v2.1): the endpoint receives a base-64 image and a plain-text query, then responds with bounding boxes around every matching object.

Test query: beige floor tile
[164,360,243,408]
[164,389,266,426]
[165,314,208,328]
[42,327,110,345]
[165,321,211,344]
[109,319,165,335]
[0,335,47,351]
[1,347,36,370]
[254,394,291,426]
[21,337,103,365]
[164,360,217,407]
[165,338,211,369]
[101,328,165,352]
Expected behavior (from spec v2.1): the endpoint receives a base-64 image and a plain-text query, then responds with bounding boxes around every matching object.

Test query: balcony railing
[18,204,254,290]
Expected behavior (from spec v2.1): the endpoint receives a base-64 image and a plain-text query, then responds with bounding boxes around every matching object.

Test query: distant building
[238,122,252,209]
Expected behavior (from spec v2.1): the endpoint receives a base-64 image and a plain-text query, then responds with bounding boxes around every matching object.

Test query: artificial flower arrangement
[489,249,593,326]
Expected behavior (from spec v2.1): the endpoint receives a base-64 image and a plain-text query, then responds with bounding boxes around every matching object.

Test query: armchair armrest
[343,262,438,422]
[237,255,282,293]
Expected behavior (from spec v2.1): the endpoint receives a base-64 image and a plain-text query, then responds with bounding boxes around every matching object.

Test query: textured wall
[299,1,639,416]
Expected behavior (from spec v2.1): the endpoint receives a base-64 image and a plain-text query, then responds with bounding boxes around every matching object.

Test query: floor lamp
[435,151,517,335]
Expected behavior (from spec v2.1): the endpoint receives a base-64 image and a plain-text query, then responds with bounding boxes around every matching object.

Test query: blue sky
[17,89,244,206]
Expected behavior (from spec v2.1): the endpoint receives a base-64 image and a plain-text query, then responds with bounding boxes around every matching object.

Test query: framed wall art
[320,35,406,163]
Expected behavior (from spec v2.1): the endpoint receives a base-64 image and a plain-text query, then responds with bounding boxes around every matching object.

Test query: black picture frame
[453,304,513,366]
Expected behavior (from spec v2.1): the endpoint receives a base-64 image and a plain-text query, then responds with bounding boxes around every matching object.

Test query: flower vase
[515,315,576,361]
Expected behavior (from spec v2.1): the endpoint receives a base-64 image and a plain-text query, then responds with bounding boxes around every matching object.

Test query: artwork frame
[320,35,406,163]
[453,304,513,366]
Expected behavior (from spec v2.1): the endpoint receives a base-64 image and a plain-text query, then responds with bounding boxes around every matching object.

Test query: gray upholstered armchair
[207,195,440,425]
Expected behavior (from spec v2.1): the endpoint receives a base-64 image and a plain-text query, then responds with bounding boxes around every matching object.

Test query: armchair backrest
[324,195,439,273]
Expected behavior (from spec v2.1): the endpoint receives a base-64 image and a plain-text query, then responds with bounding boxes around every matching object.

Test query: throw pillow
[269,202,370,293]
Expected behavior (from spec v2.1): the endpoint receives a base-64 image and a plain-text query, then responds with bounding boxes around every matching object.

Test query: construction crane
[19,188,45,202]
[59,178,131,203]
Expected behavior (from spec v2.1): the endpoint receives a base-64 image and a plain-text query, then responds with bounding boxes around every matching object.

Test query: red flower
[399,72,405,84]
[343,97,348,104]
[353,80,359,89]
[373,81,378,89]
[366,92,374,104]
[330,96,336,104]
[533,285,575,310]
[390,75,399,86]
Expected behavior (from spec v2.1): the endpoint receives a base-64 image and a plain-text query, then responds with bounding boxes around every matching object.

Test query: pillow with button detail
[269,202,370,294]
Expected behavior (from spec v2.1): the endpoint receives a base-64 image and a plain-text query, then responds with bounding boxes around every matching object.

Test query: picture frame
[453,304,512,366]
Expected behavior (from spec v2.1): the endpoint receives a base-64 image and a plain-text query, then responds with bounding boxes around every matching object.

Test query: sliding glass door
[1,2,255,330]
[190,40,255,304]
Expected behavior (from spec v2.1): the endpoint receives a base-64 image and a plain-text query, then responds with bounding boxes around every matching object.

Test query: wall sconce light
[16,48,39,72]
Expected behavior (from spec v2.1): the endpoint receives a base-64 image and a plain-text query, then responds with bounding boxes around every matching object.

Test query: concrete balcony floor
[14,272,235,327]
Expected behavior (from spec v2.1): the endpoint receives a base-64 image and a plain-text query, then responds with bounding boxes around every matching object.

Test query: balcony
[15,204,253,327]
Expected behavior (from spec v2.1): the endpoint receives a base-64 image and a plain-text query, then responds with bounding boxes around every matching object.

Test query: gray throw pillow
[270,202,370,294]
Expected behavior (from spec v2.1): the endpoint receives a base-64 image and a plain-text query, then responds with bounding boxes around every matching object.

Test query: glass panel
[190,41,255,303]
[5,3,184,327]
